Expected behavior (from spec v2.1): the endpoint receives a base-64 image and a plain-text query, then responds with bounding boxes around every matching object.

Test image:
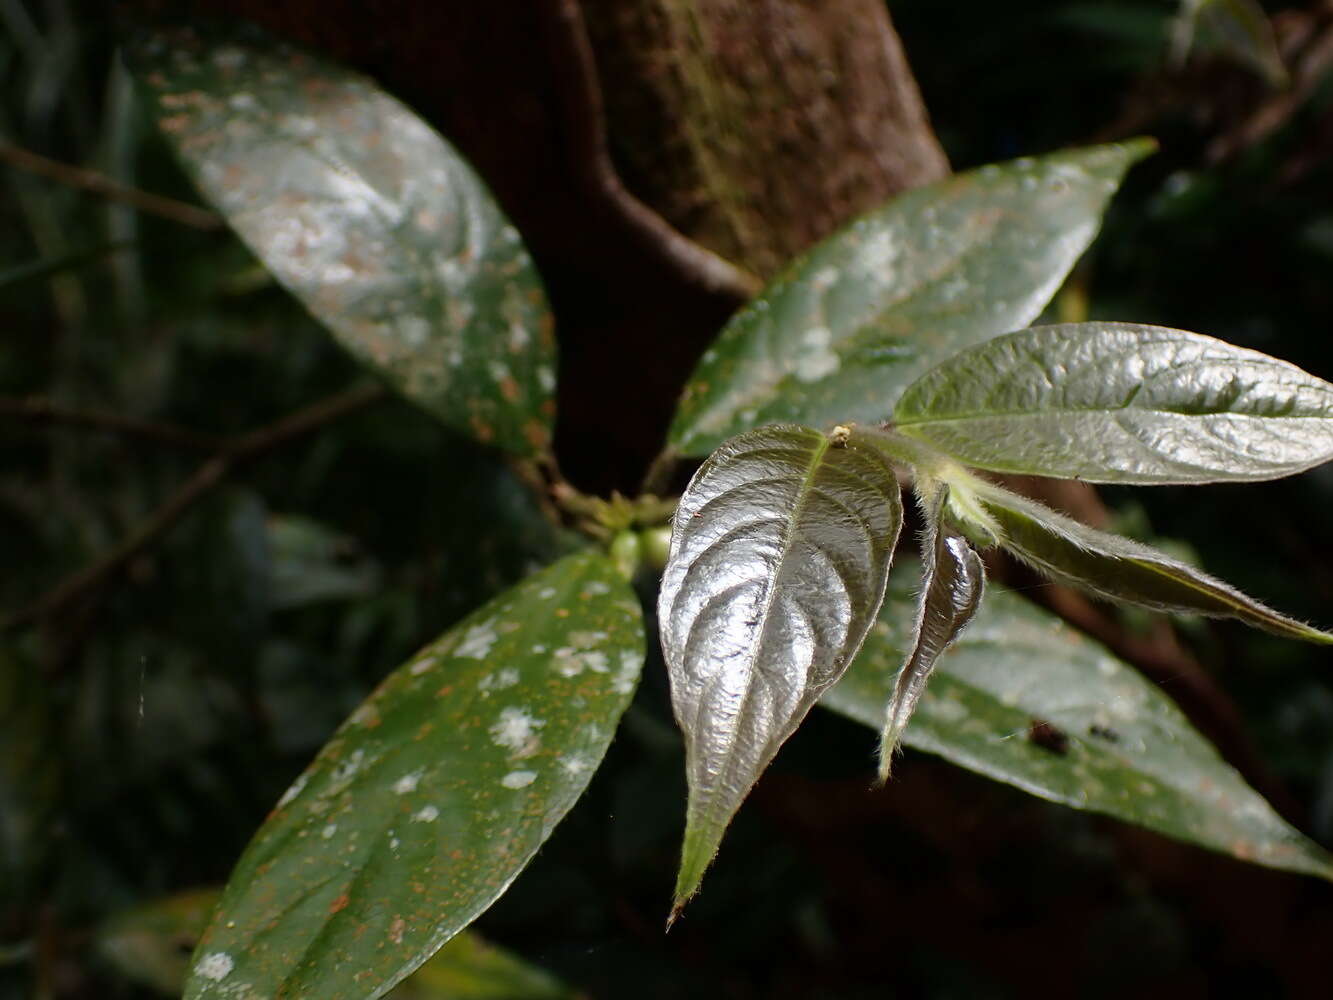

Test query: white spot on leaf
[321,823,338,839]
[197,952,234,981]
[795,326,839,382]
[489,706,545,757]
[276,773,308,809]
[412,805,439,823]
[393,770,423,795]
[501,770,537,789]
[456,621,499,659]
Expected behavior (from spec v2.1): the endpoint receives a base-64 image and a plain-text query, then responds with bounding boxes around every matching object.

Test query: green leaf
[184,551,643,1000]
[99,887,574,999]
[1172,0,1288,88]
[877,489,984,782]
[127,24,556,455]
[971,478,1333,644]
[667,141,1153,456]
[894,322,1333,484]
[658,424,902,916]
[823,562,1333,882]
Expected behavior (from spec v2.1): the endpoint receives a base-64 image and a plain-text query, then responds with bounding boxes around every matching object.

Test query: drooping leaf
[658,424,903,915]
[127,23,556,455]
[971,478,1333,643]
[667,141,1154,456]
[878,489,984,782]
[1171,0,1288,88]
[184,550,643,1000]
[894,322,1333,484]
[823,563,1333,882]
[99,887,574,999]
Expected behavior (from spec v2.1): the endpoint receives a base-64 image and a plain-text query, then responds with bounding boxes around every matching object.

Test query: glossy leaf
[823,563,1333,881]
[184,551,643,999]
[667,141,1153,456]
[972,479,1333,643]
[895,322,1333,484]
[658,424,903,914]
[878,490,984,782]
[99,888,573,999]
[127,24,555,455]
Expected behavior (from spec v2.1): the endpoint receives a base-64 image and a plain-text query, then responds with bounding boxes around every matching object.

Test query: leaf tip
[664,903,685,934]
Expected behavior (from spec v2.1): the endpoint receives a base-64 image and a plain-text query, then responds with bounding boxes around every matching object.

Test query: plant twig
[0,142,223,231]
[539,0,761,303]
[0,395,221,451]
[2,382,386,633]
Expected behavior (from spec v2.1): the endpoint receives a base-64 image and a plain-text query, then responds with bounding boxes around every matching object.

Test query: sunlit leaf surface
[895,322,1333,484]
[658,424,902,913]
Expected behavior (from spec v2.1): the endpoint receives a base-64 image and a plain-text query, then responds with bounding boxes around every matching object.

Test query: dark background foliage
[4,0,1333,996]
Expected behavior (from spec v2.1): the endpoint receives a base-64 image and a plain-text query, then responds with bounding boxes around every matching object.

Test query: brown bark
[582,0,950,276]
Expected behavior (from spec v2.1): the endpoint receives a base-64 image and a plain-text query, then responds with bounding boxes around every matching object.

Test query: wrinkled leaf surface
[185,550,643,999]
[127,24,555,454]
[824,563,1333,881]
[895,322,1333,484]
[878,491,984,780]
[972,480,1333,643]
[668,141,1153,456]
[658,424,902,910]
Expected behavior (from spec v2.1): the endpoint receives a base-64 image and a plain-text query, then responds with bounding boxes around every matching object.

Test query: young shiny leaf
[878,490,984,782]
[127,24,556,455]
[894,322,1333,484]
[823,563,1333,882]
[658,424,903,917]
[184,551,643,1000]
[973,479,1333,643]
[667,140,1153,456]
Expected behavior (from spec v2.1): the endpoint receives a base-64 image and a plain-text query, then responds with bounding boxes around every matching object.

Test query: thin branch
[0,395,222,451]
[539,0,762,302]
[2,382,386,632]
[0,142,223,231]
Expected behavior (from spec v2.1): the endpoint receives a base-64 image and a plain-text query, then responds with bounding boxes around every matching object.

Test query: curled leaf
[894,323,1333,484]
[973,478,1333,644]
[658,424,902,917]
[878,488,985,782]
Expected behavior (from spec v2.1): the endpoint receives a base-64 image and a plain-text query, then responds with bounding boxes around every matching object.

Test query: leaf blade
[972,479,1333,643]
[127,24,556,455]
[658,425,903,913]
[878,490,985,782]
[895,322,1333,483]
[668,141,1153,456]
[184,551,643,1000]
[823,563,1333,882]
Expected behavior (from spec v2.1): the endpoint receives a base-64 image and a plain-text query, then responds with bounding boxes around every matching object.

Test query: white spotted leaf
[127,23,555,455]
[823,561,1333,882]
[894,323,1333,484]
[658,424,903,916]
[667,140,1153,456]
[183,550,643,1000]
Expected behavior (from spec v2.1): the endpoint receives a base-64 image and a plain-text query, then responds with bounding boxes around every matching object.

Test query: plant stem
[0,395,222,451]
[2,382,386,633]
[0,142,223,230]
